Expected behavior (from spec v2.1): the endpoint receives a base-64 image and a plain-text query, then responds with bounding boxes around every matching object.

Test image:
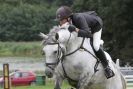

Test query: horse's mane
[42,23,69,45]
[49,26,60,36]
[43,26,60,45]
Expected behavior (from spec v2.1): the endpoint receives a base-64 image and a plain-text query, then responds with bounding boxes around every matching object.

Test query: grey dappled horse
[40,23,126,89]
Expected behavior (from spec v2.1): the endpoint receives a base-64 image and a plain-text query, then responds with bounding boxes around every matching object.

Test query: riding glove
[68,25,76,32]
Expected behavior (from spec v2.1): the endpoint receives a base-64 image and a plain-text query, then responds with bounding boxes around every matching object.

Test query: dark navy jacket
[71,11,103,38]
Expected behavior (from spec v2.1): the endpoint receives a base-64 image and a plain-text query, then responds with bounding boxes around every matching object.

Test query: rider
[55,6,115,79]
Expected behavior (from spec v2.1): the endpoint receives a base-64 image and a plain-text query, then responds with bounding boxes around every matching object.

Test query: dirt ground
[0,57,45,72]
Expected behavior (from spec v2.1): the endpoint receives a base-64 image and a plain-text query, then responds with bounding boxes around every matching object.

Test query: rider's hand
[68,25,76,32]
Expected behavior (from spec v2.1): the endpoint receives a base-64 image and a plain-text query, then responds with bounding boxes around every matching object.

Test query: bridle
[44,27,72,71]
[44,42,63,71]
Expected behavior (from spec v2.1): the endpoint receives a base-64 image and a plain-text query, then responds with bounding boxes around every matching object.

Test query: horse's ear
[39,32,48,39]
[55,33,59,40]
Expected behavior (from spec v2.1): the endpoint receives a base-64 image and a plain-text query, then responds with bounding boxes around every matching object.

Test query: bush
[0,2,57,41]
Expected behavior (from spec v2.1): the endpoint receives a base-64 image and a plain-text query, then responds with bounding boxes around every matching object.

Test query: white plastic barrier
[120,67,133,88]
[125,75,133,87]
[121,67,133,70]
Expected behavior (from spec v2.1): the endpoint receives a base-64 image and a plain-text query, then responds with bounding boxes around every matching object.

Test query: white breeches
[93,29,102,51]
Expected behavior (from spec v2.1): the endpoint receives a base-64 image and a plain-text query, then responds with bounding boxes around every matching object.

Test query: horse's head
[42,43,60,78]
[40,24,78,78]
[40,26,66,78]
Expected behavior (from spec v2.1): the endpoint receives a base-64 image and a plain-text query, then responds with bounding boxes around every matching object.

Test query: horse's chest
[64,61,83,79]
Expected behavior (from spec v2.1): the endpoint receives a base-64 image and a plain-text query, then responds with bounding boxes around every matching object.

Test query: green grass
[0,42,43,57]
[12,84,70,89]
[0,80,71,89]
[0,80,132,89]
[12,86,47,89]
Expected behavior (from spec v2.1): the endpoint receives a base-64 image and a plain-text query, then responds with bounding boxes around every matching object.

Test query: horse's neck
[66,37,92,54]
[65,35,95,56]
[65,37,82,53]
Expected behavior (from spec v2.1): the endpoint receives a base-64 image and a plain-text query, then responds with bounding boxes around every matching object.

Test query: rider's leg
[93,29,115,79]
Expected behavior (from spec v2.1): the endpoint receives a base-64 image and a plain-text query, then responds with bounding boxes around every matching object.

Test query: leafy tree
[0,2,57,41]
[73,0,133,65]
[0,0,132,65]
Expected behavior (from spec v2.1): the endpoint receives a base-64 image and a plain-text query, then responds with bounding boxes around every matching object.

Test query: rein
[45,31,100,83]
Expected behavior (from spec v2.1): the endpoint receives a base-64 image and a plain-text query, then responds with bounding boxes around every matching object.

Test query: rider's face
[59,18,71,26]
[59,19,68,26]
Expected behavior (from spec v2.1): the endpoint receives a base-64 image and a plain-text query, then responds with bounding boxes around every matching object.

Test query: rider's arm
[74,15,92,38]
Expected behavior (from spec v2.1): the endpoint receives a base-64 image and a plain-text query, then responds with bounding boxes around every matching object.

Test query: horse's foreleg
[54,79,62,89]
[54,74,64,89]
[77,72,93,89]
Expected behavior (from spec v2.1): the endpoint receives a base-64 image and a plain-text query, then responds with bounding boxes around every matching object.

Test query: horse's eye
[55,33,59,40]
[54,51,57,54]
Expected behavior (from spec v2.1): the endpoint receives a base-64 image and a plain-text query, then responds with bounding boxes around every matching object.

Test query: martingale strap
[61,57,77,83]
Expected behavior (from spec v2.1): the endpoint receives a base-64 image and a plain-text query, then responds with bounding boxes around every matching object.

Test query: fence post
[3,63,10,89]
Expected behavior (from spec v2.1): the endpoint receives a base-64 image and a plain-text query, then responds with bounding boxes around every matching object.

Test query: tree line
[0,0,132,65]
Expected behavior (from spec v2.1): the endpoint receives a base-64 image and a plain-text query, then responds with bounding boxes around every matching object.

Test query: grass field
[0,80,132,89]
[12,83,70,89]
[0,42,42,57]
[0,80,71,89]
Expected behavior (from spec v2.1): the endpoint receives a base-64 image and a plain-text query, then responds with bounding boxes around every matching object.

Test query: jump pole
[3,63,10,89]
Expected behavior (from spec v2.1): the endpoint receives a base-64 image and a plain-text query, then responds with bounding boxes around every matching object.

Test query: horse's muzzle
[45,67,53,78]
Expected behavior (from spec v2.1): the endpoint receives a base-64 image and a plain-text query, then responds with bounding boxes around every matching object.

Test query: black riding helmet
[56,6,73,21]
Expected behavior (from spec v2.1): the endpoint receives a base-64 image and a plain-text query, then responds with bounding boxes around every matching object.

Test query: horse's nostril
[45,70,53,78]
[49,72,52,75]
[47,72,53,78]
